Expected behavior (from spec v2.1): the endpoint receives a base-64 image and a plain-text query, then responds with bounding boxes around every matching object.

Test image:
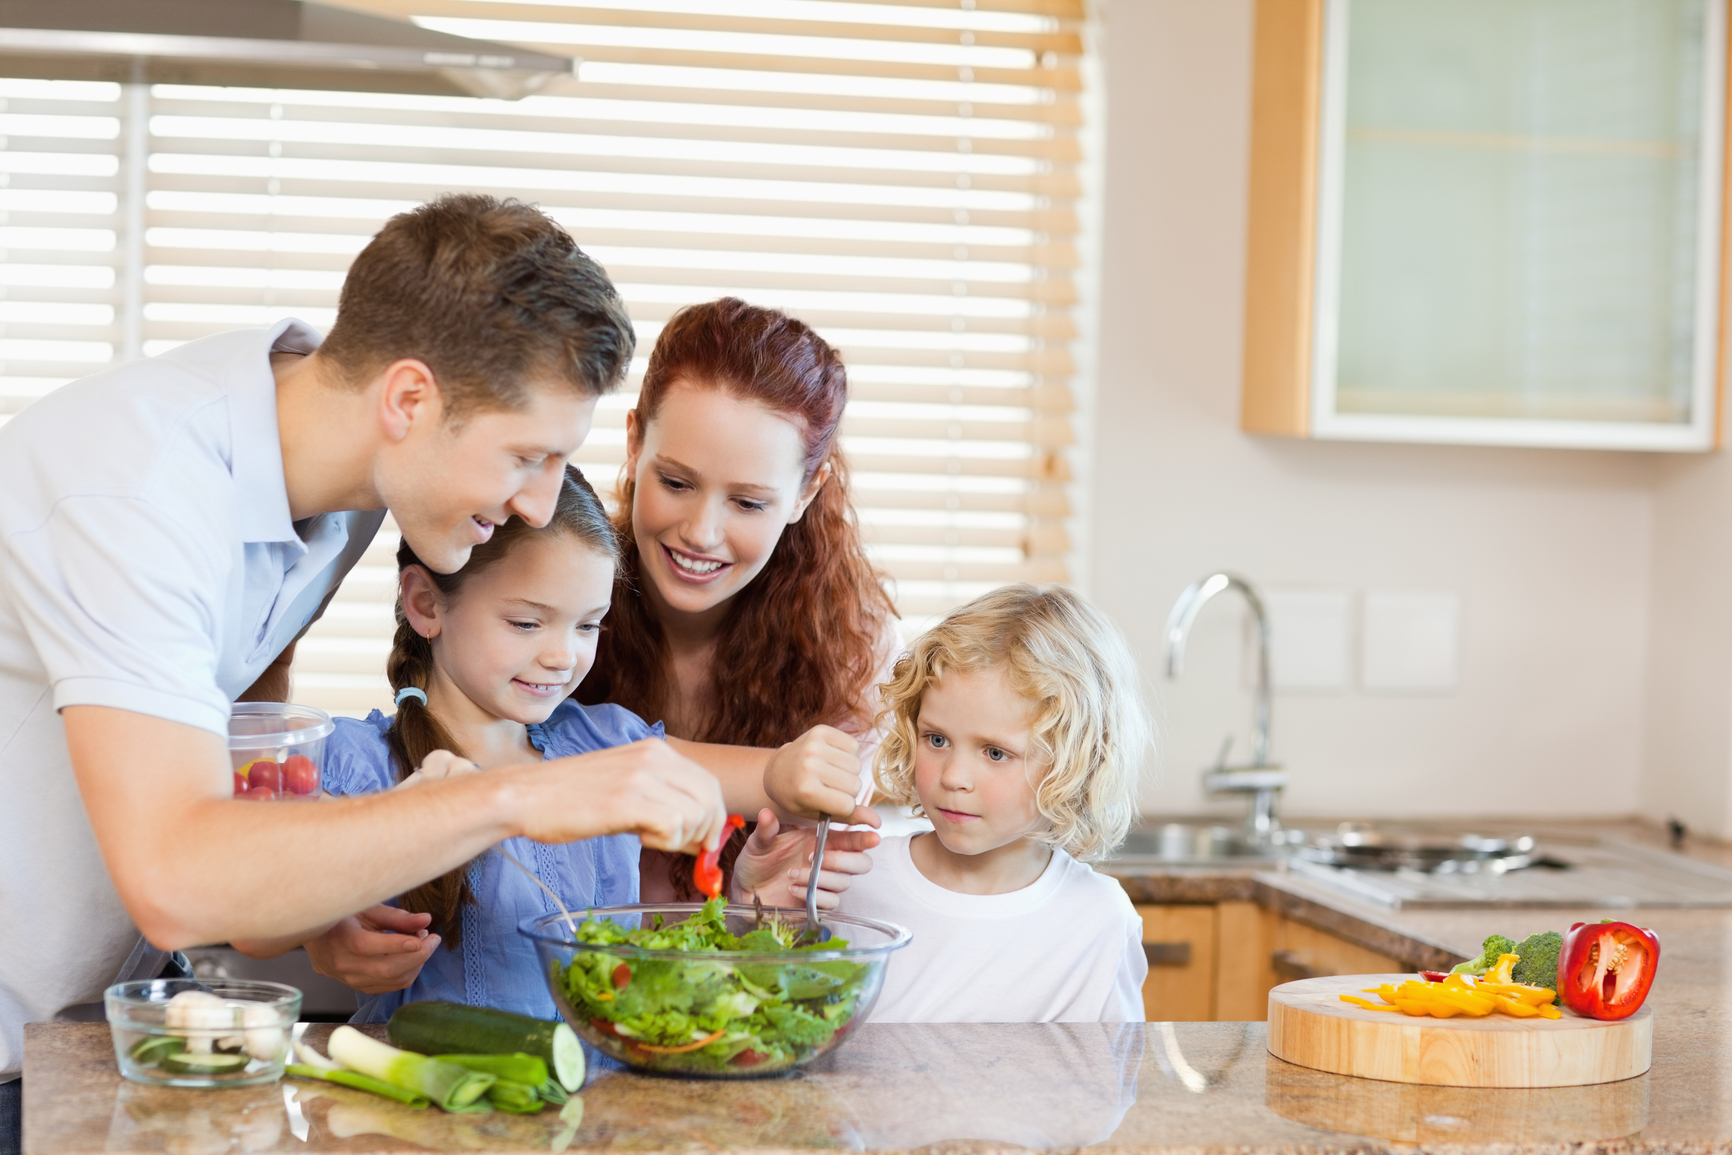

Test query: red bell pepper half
[692,814,747,899]
[1559,921,1659,1020]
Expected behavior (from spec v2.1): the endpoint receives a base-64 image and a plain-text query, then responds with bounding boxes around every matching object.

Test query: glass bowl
[107,978,301,1087]
[229,702,333,800]
[524,903,910,1078]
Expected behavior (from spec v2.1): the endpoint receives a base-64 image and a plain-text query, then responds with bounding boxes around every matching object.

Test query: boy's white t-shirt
[839,834,1147,1023]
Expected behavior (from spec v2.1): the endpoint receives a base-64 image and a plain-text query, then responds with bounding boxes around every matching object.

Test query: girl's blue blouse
[321,699,659,1024]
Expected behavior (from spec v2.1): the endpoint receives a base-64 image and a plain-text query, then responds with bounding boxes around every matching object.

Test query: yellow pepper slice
[1339,994,1400,1011]
[1482,953,1521,985]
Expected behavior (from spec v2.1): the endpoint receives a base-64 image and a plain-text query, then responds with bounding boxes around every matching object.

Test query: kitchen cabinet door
[1243,0,1730,450]
[1136,904,1217,1021]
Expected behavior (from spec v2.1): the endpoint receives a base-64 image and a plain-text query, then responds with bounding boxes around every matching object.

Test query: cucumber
[130,1035,185,1065]
[161,1051,250,1075]
[388,1003,585,1092]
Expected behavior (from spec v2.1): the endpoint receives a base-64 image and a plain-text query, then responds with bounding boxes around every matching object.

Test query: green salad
[554,898,871,1074]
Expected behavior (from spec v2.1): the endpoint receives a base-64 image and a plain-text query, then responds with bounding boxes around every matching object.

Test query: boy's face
[912,665,1049,857]
[382,380,598,574]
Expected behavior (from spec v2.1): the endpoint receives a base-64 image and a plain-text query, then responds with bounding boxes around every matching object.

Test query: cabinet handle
[1143,941,1192,967]
[1272,950,1332,981]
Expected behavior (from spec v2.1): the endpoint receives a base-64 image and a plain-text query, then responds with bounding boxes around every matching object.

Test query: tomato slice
[1560,921,1659,1020]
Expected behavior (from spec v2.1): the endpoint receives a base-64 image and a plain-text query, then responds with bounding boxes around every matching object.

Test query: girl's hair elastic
[394,686,429,707]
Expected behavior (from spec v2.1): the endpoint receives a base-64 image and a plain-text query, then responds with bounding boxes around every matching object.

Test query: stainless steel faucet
[1164,573,1287,845]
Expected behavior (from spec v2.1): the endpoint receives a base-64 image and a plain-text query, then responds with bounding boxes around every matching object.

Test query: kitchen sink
[1110,822,1288,864]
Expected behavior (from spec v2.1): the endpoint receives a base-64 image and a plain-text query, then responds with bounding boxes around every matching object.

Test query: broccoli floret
[1509,931,1564,1002]
[1450,934,1518,976]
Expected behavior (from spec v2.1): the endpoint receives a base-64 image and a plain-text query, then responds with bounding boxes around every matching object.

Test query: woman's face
[625,380,826,627]
[403,532,614,725]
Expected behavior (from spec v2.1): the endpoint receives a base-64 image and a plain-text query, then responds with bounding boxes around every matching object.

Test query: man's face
[380,382,598,574]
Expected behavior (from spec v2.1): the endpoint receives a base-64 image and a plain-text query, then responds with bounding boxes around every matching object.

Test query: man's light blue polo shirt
[0,319,385,1078]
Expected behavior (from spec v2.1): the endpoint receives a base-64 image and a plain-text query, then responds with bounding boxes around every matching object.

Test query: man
[0,195,731,1143]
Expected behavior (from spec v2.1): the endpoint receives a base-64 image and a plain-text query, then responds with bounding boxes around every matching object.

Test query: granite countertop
[25,817,1732,1155]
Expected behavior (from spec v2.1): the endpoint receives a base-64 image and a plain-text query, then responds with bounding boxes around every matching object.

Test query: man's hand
[730,809,880,910]
[763,727,880,827]
[515,738,729,855]
[305,905,441,994]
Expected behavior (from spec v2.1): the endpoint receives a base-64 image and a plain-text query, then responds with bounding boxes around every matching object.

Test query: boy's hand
[730,809,881,910]
[305,904,440,994]
[763,727,880,827]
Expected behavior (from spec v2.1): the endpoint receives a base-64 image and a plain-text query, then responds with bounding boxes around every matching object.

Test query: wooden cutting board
[1267,974,1652,1088]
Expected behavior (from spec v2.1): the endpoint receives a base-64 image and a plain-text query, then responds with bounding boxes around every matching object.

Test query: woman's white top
[839,834,1147,1023]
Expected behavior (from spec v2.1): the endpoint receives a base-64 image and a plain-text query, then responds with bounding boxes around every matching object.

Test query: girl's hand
[729,809,881,910]
[396,749,482,790]
[764,726,880,827]
[304,904,441,994]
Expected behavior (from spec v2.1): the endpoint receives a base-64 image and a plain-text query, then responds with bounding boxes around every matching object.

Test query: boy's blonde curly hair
[873,584,1152,862]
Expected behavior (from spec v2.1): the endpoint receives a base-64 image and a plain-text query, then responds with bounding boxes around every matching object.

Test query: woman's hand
[729,809,880,910]
[763,726,880,827]
[304,904,441,994]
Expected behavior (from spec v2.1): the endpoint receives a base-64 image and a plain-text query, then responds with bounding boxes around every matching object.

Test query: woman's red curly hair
[578,298,895,892]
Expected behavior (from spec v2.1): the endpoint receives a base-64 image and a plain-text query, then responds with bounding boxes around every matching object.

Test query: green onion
[430,1053,548,1086]
[285,1064,430,1109]
[327,1027,495,1111]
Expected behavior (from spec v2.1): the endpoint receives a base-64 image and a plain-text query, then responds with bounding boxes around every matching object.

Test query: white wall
[1090,0,1663,821]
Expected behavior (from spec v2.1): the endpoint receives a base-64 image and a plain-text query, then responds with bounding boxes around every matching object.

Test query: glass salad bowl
[106,979,301,1087]
[523,901,910,1079]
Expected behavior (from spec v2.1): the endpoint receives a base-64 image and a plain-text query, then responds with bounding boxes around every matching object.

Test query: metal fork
[796,814,831,945]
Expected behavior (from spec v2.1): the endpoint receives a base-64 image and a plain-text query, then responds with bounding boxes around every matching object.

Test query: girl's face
[912,665,1049,856]
[624,380,827,625]
[403,533,614,725]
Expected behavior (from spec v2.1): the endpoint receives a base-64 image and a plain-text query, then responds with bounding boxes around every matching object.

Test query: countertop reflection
[23,1017,1705,1154]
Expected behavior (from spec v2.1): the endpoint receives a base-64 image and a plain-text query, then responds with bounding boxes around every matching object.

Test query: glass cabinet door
[1309,0,1726,449]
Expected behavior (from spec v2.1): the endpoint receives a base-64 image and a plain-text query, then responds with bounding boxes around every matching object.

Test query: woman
[299,298,899,992]
[579,297,901,900]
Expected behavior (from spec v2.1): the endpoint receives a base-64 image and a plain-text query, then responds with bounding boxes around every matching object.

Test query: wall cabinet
[1242,0,1731,450]
[1136,902,1403,1021]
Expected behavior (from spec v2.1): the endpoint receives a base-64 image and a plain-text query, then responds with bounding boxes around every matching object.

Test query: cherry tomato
[232,772,247,797]
[246,760,283,792]
[244,786,277,801]
[282,754,318,795]
[612,963,632,989]
[732,1049,768,1068]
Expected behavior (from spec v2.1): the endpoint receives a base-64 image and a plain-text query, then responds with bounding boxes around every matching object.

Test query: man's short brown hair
[321,194,634,415]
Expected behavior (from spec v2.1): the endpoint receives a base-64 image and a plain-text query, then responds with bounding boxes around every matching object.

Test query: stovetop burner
[1296,825,1542,874]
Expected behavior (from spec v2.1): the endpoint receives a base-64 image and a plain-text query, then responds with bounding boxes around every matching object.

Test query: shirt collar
[227,318,324,545]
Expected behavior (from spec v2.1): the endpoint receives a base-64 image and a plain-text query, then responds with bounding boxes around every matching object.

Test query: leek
[431,1053,548,1086]
[285,1064,430,1109]
[485,1079,544,1114]
[327,1026,495,1111]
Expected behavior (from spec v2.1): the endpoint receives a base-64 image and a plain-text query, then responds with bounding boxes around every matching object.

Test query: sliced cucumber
[550,1024,585,1092]
[160,1051,251,1075]
[130,1035,186,1065]
[387,1003,585,1092]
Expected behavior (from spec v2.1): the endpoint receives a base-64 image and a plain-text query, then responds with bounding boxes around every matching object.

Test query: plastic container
[106,979,301,1087]
[524,903,910,1079]
[228,702,333,800]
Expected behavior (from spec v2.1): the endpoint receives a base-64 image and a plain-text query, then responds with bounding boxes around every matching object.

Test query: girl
[578,297,900,901]
[839,584,1153,1023]
[301,467,856,1021]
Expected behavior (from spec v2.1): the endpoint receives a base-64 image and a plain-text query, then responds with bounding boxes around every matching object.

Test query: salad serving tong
[796,813,831,945]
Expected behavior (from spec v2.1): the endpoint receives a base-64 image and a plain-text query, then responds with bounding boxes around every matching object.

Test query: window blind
[2,0,1089,714]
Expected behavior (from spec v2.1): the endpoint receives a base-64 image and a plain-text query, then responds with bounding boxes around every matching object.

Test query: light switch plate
[1259,588,1352,692]
[1361,591,1460,692]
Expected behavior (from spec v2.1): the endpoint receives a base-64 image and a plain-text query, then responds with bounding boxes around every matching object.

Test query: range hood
[0,0,576,99]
